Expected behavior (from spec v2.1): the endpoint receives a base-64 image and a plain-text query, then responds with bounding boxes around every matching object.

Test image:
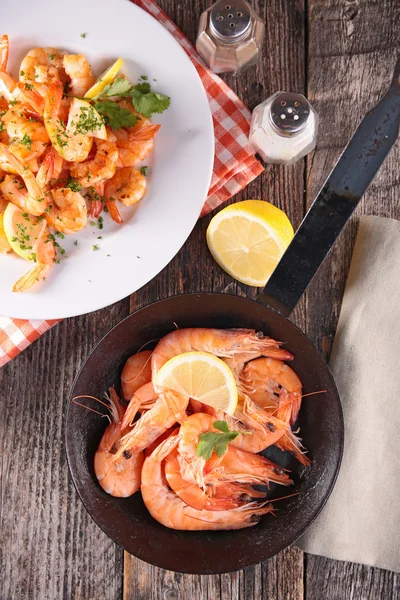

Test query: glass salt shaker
[196,0,264,74]
[249,92,319,165]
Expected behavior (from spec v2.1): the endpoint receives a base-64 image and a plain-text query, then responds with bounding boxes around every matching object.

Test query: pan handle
[258,56,400,317]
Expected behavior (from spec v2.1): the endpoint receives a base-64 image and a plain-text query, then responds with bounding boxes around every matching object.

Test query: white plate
[0,0,214,319]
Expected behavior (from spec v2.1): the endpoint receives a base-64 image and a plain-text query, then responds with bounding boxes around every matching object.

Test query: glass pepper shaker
[196,0,264,74]
[249,92,319,165]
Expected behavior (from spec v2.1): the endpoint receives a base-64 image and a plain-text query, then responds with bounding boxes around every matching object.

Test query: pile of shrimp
[78,327,312,531]
[0,34,159,291]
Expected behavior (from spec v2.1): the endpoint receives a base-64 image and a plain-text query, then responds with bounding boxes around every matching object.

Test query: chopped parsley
[20,134,32,151]
[73,240,78,246]
[48,53,56,60]
[9,99,18,106]
[65,178,81,192]
[80,32,87,38]
[75,106,104,135]
[90,220,95,226]
[139,75,148,81]
[24,83,33,91]
[92,244,99,251]
[56,133,68,148]
[139,166,148,176]
[98,216,104,230]
[20,70,25,77]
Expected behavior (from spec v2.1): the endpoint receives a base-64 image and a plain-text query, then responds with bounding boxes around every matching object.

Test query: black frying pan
[66,59,400,574]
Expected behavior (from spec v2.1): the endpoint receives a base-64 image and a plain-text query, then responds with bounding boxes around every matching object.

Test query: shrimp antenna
[301,390,327,398]
[71,394,111,422]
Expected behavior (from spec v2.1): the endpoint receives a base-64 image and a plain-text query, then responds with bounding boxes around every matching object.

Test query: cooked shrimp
[0,144,46,215]
[120,382,158,430]
[20,47,65,97]
[1,105,49,162]
[69,139,118,186]
[107,100,160,167]
[12,219,55,292]
[240,358,302,420]
[94,388,144,497]
[0,35,16,103]
[165,448,265,511]
[46,187,87,234]
[113,389,188,460]
[44,82,93,162]
[63,54,94,97]
[177,412,291,487]
[141,433,274,531]
[208,444,292,487]
[121,350,153,400]
[86,182,104,218]
[104,167,146,207]
[151,328,293,381]
[36,146,64,191]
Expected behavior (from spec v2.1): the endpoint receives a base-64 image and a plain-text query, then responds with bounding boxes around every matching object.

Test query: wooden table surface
[1,1,399,598]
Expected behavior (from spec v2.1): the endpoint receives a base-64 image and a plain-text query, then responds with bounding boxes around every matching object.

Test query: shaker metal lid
[270,93,310,134]
[210,0,252,42]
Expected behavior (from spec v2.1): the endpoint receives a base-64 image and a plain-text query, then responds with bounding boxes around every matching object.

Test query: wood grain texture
[0,301,130,600]
[305,0,400,599]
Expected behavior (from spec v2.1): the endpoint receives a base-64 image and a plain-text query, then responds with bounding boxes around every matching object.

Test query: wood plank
[123,0,306,598]
[0,300,130,600]
[305,0,400,597]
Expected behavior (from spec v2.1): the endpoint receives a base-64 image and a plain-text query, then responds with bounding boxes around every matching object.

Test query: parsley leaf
[134,82,151,94]
[93,100,138,129]
[96,76,132,99]
[139,166,148,176]
[196,421,250,460]
[130,85,170,118]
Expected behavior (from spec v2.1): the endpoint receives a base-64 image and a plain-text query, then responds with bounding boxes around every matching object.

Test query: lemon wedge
[154,351,238,416]
[0,211,12,253]
[67,98,107,140]
[3,203,45,260]
[84,58,124,99]
[206,200,294,287]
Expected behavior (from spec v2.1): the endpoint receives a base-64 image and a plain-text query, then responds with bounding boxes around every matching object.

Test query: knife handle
[258,56,400,317]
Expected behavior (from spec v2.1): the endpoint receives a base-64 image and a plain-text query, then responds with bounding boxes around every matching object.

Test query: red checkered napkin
[0,0,263,368]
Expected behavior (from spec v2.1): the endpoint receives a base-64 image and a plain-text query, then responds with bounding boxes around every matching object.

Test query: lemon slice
[0,212,12,253]
[3,203,44,260]
[84,58,124,99]
[207,200,294,287]
[154,351,238,416]
[67,98,107,140]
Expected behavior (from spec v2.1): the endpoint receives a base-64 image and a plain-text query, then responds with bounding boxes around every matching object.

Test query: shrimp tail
[106,199,123,224]
[275,430,311,467]
[16,82,45,115]
[0,34,9,71]
[12,263,50,292]
[120,396,141,430]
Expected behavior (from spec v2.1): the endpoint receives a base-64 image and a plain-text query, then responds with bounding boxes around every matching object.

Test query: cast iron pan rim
[65,292,344,572]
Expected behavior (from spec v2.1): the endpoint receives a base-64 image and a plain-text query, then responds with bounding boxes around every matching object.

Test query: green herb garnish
[196,421,250,460]
[139,166,148,176]
[93,100,138,129]
[20,134,32,151]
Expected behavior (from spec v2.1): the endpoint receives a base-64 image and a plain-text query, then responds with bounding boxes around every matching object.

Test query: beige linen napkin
[297,215,400,573]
